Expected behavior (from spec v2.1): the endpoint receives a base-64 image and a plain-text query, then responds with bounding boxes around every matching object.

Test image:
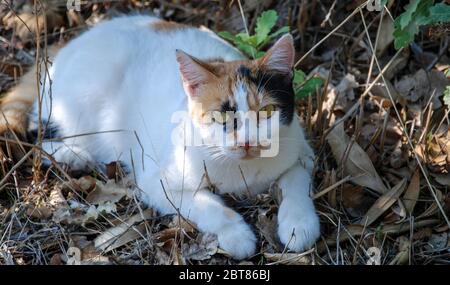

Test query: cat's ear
[257,34,295,76]
[176,50,216,97]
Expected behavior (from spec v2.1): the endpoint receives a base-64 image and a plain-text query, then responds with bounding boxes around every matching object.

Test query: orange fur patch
[150,20,188,32]
[189,60,276,123]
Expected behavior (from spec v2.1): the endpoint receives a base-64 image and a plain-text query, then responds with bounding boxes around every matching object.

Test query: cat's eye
[258,104,276,120]
[212,111,230,124]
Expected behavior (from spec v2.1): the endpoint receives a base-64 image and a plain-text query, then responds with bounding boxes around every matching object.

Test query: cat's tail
[0,44,61,159]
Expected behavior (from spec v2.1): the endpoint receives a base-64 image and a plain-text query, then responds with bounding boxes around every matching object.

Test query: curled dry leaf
[326,122,388,194]
[402,169,420,214]
[66,236,111,265]
[359,178,407,226]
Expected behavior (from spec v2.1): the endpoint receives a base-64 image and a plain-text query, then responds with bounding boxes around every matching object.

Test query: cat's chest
[204,164,275,195]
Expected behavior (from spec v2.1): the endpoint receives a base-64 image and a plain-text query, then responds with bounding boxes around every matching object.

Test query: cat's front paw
[217,222,256,260]
[278,211,320,252]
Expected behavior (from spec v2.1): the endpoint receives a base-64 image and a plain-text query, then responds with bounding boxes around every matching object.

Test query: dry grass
[0,0,449,265]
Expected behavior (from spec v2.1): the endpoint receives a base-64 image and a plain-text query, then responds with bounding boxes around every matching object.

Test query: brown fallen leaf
[359,179,407,226]
[67,236,111,265]
[389,236,410,265]
[326,122,388,194]
[182,233,218,261]
[2,9,64,42]
[94,208,154,252]
[402,169,420,214]
[417,189,444,219]
[86,179,132,205]
[375,16,394,57]
[256,212,282,252]
[431,173,450,187]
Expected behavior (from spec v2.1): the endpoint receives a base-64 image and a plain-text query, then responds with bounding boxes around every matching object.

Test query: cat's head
[176,34,295,160]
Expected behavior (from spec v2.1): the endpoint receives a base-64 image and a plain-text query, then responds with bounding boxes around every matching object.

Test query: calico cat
[0,16,320,259]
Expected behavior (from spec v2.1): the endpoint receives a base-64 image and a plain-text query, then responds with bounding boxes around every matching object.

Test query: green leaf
[443,86,450,107]
[269,26,290,39]
[293,69,306,85]
[218,31,236,42]
[445,68,450,77]
[393,0,434,49]
[255,10,278,45]
[398,0,421,29]
[295,77,324,99]
[393,21,418,49]
[236,43,258,58]
[428,3,450,23]
[255,51,266,58]
[236,33,258,47]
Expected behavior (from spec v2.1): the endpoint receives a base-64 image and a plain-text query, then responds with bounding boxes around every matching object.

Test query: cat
[0,15,320,259]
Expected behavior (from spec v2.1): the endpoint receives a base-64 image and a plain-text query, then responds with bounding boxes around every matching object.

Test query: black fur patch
[237,65,295,125]
[29,120,60,142]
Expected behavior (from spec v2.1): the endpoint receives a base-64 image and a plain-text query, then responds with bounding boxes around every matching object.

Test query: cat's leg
[277,162,320,252]
[144,183,256,260]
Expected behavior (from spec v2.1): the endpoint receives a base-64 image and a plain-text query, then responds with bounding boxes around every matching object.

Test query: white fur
[33,15,320,259]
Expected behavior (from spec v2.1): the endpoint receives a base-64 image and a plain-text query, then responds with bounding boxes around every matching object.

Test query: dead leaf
[389,236,410,265]
[376,16,394,57]
[326,122,388,194]
[256,212,282,251]
[182,233,218,261]
[402,169,420,214]
[431,173,450,186]
[94,209,153,252]
[86,179,132,205]
[342,185,376,218]
[360,179,407,225]
[417,189,444,219]
[2,9,63,42]
[427,233,450,250]
[67,236,111,265]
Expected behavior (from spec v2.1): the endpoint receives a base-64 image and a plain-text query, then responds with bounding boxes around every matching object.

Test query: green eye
[259,104,276,119]
[212,111,230,124]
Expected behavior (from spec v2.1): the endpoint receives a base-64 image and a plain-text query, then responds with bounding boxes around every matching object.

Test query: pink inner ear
[259,34,295,75]
[176,50,214,89]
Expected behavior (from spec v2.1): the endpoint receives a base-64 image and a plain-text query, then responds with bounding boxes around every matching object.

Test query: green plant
[443,86,450,107]
[219,10,323,100]
[218,10,289,59]
[393,0,450,49]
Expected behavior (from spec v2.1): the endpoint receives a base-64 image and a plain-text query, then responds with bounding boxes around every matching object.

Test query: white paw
[278,211,320,252]
[217,222,256,260]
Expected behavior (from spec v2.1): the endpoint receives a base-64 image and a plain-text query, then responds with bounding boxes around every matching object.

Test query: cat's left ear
[257,34,295,76]
[176,50,216,97]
